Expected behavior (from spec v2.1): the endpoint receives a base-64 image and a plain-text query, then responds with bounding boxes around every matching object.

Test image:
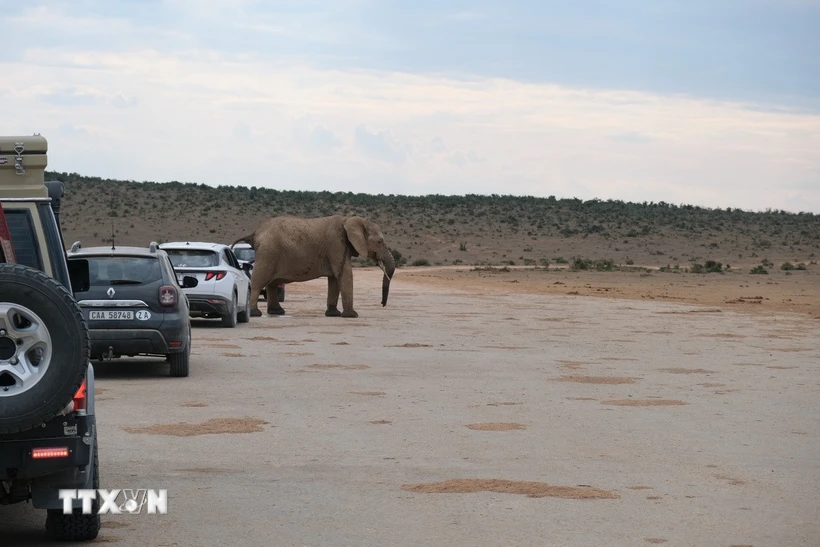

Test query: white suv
[160,242,251,327]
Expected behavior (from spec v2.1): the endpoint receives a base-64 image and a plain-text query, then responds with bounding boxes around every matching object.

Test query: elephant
[232,215,396,318]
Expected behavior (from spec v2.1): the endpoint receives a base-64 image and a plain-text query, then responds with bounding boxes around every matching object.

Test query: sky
[2,0,819,213]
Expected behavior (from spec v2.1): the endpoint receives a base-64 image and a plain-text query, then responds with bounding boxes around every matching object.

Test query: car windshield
[166,249,219,268]
[234,248,255,262]
[75,256,162,287]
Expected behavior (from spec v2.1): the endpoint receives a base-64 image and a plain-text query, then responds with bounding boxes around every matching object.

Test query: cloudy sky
[2,0,819,212]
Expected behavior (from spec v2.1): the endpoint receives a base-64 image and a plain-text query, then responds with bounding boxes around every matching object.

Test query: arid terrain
[54,172,820,275]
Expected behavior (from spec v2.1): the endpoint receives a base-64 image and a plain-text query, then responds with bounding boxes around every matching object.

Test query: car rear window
[234,248,255,262]
[74,256,162,287]
[166,249,219,268]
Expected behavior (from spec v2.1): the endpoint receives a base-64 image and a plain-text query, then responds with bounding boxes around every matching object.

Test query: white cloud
[2,45,818,212]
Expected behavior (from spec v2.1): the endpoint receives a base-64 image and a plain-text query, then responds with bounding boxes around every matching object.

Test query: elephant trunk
[378,249,396,307]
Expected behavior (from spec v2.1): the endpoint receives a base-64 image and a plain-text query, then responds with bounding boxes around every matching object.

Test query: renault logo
[107,287,116,298]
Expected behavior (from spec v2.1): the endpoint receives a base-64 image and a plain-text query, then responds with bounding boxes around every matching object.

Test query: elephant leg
[266,281,285,315]
[339,266,358,318]
[325,276,342,317]
[249,277,265,317]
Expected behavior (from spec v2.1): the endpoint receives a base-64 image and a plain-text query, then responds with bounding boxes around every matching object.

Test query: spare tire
[0,263,89,434]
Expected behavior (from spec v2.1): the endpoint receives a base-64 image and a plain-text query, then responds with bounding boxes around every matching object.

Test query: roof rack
[70,241,81,253]
[148,241,159,253]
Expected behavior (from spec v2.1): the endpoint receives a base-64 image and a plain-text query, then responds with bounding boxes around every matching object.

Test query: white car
[160,242,251,327]
[230,242,285,302]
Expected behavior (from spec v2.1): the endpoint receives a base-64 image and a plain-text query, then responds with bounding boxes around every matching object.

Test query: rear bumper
[187,294,230,316]
[0,415,93,481]
[89,326,187,357]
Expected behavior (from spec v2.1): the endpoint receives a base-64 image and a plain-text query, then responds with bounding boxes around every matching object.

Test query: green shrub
[389,248,407,267]
[750,265,768,274]
[411,258,431,267]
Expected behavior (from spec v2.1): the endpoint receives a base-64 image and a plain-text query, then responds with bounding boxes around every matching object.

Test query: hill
[52,172,820,270]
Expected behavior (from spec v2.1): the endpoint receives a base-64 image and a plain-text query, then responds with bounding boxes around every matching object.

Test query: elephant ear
[344,217,369,257]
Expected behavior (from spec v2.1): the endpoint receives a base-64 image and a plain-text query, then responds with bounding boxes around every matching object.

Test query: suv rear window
[166,250,219,268]
[72,256,162,287]
[234,248,255,262]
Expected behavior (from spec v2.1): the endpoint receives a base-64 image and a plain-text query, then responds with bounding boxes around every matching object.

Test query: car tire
[221,293,238,328]
[0,263,89,434]
[169,328,190,377]
[45,436,101,541]
[237,289,250,323]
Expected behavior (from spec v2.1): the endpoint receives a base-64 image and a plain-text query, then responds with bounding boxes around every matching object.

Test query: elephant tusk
[378,260,391,281]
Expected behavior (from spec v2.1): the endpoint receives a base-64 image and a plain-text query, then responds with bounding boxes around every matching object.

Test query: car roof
[68,244,165,258]
[232,243,252,249]
[160,241,227,252]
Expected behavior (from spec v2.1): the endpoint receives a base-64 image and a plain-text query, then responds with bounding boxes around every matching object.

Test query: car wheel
[169,327,190,377]
[221,293,238,328]
[237,289,250,323]
[0,264,89,434]
[45,436,101,541]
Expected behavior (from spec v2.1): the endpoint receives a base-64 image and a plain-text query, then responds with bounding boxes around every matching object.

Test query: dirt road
[3,269,818,546]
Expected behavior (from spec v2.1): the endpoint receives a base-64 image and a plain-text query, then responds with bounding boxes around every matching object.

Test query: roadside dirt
[397,265,820,318]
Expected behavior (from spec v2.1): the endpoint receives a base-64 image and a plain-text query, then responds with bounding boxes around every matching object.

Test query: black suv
[0,135,101,541]
[67,242,198,377]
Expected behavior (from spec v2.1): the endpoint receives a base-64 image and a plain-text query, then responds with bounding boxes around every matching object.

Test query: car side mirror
[181,275,198,288]
[67,259,90,293]
[242,262,253,273]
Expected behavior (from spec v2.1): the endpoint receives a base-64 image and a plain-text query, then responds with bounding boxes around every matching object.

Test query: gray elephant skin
[233,215,396,318]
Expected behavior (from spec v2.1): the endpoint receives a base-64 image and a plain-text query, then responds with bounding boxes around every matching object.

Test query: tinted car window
[166,250,219,268]
[4,209,44,271]
[75,256,162,287]
[234,248,254,262]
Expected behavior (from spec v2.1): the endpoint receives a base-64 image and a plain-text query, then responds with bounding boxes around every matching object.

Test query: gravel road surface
[3,270,818,546]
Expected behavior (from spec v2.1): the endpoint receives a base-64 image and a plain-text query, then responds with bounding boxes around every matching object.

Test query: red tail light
[32,447,70,459]
[73,379,87,412]
[159,285,178,307]
[204,271,227,281]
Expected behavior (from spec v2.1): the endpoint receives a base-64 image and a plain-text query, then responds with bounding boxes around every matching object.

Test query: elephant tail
[232,233,256,248]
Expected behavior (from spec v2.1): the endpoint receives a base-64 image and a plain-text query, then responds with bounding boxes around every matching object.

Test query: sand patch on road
[307,364,370,370]
[602,399,687,406]
[401,479,619,499]
[556,375,638,384]
[660,368,715,374]
[350,391,385,396]
[124,417,267,436]
[466,422,526,431]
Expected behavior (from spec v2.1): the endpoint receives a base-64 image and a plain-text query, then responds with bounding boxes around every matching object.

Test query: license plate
[89,310,134,320]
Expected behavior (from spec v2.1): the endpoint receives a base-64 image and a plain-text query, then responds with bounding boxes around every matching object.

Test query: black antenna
[111,218,115,251]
